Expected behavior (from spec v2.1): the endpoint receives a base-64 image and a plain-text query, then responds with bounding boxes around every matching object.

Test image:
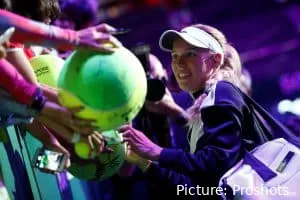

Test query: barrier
[0,125,109,200]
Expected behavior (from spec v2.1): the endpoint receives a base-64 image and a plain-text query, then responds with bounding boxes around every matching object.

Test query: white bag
[219,138,300,200]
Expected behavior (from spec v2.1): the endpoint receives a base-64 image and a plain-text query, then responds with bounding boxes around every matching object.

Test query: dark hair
[11,0,60,21]
[60,0,97,30]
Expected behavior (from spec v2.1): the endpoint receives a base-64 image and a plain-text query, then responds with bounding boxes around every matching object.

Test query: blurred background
[60,0,300,128]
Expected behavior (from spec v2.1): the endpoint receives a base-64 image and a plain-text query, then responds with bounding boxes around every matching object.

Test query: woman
[119,24,275,198]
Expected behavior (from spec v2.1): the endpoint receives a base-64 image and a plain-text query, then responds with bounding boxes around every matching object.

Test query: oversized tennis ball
[57,46,147,131]
[68,130,126,181]
[30,54,64,87]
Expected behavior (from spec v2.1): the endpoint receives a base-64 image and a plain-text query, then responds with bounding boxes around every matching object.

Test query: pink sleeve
[0,9,78,51]
[0,59,37,105]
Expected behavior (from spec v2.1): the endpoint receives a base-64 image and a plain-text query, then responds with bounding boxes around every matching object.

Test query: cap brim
[159,30,209,52]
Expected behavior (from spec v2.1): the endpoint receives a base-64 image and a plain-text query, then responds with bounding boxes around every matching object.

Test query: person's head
[57,0,97,30]
[11,0,60,23]
[0,0,12,10]
[53,13,75,30]
[159,24,227,93]
[218,43,242,87]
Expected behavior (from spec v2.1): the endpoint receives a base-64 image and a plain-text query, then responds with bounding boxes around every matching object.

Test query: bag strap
[241,92,300,148]
[238,91,300,182]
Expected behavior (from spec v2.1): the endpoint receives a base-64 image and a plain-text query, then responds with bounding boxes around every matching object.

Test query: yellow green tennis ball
[68,130,126,181]
[74,140,93,160]
[57,46,147,131]
[30,54,64,87]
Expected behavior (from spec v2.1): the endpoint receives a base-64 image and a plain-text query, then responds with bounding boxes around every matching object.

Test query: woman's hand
[40,101,95,135]
[119,125,163,161]
[23,120,71,168]
[44,140,71,168]
[81,131,113,154]
[76,23,122,53]
[37,115,112,154]
[36,115,76,143]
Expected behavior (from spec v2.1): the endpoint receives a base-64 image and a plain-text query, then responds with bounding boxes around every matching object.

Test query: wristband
[30,87,47,115]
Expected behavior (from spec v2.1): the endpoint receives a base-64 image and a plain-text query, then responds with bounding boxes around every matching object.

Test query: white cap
[159,26,224,55]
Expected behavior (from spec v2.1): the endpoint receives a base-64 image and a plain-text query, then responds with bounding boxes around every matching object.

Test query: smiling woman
[165,25,226,94]
[117,23,285,200]
[171,41,217,93]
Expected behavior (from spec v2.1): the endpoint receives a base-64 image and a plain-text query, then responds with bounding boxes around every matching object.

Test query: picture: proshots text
[177,184,291,196]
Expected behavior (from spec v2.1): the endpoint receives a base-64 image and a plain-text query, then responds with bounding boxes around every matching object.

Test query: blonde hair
[217,43,242,87]
[191,24,228,86]
[186,26,243,125]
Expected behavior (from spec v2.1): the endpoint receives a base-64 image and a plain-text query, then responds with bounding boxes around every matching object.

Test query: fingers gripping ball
[57,46,147,131]
[69,130,126,181]
[30,54,65,87]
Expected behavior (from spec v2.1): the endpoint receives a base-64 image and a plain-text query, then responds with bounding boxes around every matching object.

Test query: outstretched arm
[120,81,247,186]
[0,9,121,52]
[0,58,37,105]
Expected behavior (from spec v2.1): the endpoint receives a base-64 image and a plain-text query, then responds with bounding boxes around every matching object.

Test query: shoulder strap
[241,91,300,148]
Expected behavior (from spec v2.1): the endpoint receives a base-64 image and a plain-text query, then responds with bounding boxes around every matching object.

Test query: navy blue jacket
[144,81,282,199]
